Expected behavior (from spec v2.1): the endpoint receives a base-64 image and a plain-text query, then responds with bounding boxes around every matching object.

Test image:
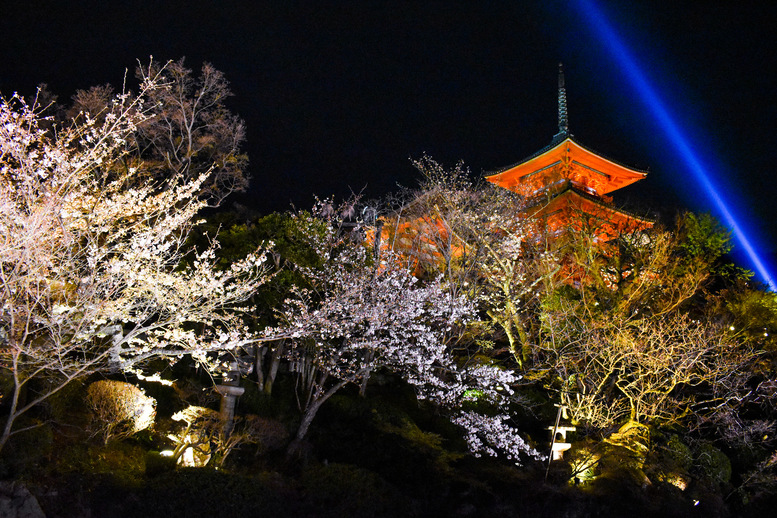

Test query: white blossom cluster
[0,70,271,450]
[391,155,560,369]
[273,216,543,463]
[453,412,543,462]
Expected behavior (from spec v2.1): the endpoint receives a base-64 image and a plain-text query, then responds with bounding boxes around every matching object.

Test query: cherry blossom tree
[382,157,766,445]
[532,214,763,433]
[273,204,544,463]
[383,155,558,367]
[0,64,269,454]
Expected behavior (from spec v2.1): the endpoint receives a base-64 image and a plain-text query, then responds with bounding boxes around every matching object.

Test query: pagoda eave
[486,137,647,196]
[523,188,653,240]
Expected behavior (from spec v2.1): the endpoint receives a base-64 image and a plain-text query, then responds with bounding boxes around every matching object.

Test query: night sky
[2,1,776,279]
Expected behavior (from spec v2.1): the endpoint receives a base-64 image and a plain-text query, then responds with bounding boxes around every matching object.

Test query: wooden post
[545,404,563,481]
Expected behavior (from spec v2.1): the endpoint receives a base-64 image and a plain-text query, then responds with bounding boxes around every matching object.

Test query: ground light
[572,0,777,291]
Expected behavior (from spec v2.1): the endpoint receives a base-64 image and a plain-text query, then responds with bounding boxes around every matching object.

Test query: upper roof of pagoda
[485,135,648,197]
[485,64,647,198]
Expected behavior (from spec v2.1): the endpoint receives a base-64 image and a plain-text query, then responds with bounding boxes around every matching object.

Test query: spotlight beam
[573,0,776,291]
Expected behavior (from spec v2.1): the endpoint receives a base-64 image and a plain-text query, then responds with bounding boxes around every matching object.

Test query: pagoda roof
[523,183,654,225]
[485,135,648,197]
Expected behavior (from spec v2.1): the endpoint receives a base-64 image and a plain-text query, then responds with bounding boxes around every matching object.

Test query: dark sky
[2,1,776,278]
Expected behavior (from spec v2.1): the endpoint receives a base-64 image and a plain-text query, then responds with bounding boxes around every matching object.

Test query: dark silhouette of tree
[65,58,249,203]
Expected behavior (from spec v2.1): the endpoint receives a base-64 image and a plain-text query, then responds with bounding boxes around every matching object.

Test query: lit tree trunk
[515,317,531,366]
[263,341,284,395]
[254,345,266,390]
[255,341,285,395]
[488,307,528,369]
[358,351,375,397]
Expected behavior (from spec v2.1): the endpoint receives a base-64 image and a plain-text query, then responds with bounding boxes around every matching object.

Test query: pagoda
[485,64,652,241]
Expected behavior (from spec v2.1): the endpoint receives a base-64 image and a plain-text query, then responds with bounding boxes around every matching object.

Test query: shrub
[168,406,284,467]
[126,469,302,518]
[0,420,53,478]
[665,434,693,470]
[46,378,88,423]
[696,442,732,486]
[86,380,156,444]
[302,463,409,517]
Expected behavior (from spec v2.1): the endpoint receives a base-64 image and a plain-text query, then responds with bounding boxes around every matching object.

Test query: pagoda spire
[556,63,569,138]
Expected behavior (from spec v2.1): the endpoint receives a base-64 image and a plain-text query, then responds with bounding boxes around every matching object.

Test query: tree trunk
[358,370,371,397]
[0,411,15,456]
[490,310,521,369]
[286,378,350,458]
[0,356,22,456]
[263,341,284,396]
[254,345,266,391]
[516,320,531,365]
[358,351,375,397]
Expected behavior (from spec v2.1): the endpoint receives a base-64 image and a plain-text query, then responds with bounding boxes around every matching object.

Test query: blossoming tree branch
[0,63,272,453]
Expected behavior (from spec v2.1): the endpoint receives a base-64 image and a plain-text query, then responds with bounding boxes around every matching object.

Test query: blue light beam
[574,0,777,291]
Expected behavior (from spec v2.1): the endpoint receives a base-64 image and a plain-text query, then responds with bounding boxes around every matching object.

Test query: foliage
[43,378,89,424]
[167,405,278,467]
[717,283,777,351]
[538,311,753,428]
[126,469,303,518]
[675,212,733,276]
[665,434,694,471]
[86,380,156,444]
[736,450,777,506]
[389,155,556,367]
[387,156,773,464]
[527,209,765,434]
[695,442,733,486]
[188,209,334,396]
[5,65,777,516]
[0,419,53,478]
[301,463,409,518]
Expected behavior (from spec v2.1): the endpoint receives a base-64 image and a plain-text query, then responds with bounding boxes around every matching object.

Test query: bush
[168,406,286,467]
[665,434,693,470]
[126,469,302,518]
[696,442,732,486]
[86,380,156,444]
[45,378,89,423]
[302,463,410,517]
[145,450,177,476]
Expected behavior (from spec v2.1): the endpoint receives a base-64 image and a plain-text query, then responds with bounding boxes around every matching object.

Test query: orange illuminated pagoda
[374,65,653,273]
[485,64,652,241]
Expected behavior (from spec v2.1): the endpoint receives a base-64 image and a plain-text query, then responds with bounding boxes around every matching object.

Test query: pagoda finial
[557,63,569,136]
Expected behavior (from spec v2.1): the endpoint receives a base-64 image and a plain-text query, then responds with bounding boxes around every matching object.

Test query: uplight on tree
[0,61,270,454]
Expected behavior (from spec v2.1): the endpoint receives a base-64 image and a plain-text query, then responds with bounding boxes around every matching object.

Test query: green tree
[535,214,761,432]
[191,208,332,395]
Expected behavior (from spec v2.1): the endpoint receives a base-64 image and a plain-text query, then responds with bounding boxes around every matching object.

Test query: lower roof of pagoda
[485,136,647,197]
[523,186,654,232]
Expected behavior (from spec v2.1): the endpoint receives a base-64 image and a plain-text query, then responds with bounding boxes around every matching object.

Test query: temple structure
[375,64,653,272]
[485,64,652,242]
